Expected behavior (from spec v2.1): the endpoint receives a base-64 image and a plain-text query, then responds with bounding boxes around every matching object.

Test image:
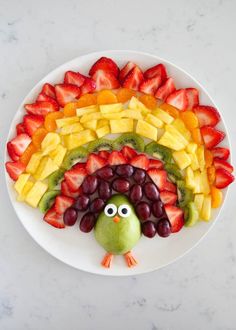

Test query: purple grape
[74,195,90,211]
[81,175,98,195]
[136,202,151,221]
[129,184,143,203]
[143,182,159,201]
[90,198,105,213]
[116,164,134,177]
[156,218,171,237]
[98,181,112,200]
[133,168,146,184]
[63,207,78,226]
[80,212,96,232]
[96,166,114,180]
[112,178,130,193]
[142,221,156,238]
[152,200,164,218]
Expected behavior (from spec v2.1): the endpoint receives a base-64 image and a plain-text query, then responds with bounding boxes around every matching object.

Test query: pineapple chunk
[17,181,34,202]
[41,132,61,155]
[172,119,191,141]
[26,152,43,174]
[136,120,158,140]
[83,120,97,130]
[200,170,210,194]
[165,125,188,147]
[158,131,185,151]
[99,103,123,113]
[189,153,200,171]
[97,119,109,128]
[49,144,67,167]
[25,181,48,208]
[153,108,174,124]
[186,142,198,154]
[129,96,150,115]
[120,110,143,120]
[96,125,111,138]
[80,112,102,123]
[200,195,212,221]
[173,150,191,170]
[110,119,133,134]
[193,170,201,194]
[185,166,195,189]
[76,105,98,116]
[63,130,96,150]
[56,116,79,128]
[34,157,59,180]
[194,194,204,213]
[14,173,31,195]
[60,122,83,135]
[145,114,163,128]
[197,146,205,171]
[102,112,123,120]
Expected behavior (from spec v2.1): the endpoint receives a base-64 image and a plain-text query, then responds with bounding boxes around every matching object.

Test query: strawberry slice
[92,70,120,91]
[41,83,56,99]
[164,205,184,233]
[200,126,225,149]
[108,151,127,165]
[16,123,25,135]
[54,195,74,215]
[43,206,65,229]
[98,150,110,159]
[147,169,167,191]
[7,142,19,161]
[185,88,199,109]
[122,66,144,91]
[9,133,31,156]
[155,77,176,101]
[36,93,59,110]
[139,76,162,96]
[144,63,167,82]
[119,61,136,83]
[5,161,26,181]
[215,168,234,189]
[165,181,177,193]
[64,71,85,87]
[130,154,149,170]
[89,57,119,77]
[86,153,107,174]
[23,115,44,136]
[148,159,163,169]
[61,180,82,198]
[211,147,230,160]
[213,158,234,173]
[160,191,177,205]
[25,101,58,116]
[55,84,81,107]
[80,77,96,95]
[166,89,188,111]
[193,105,220,127]
[72,162,86,170]
[121,146,137,160]
[64,167,87,192]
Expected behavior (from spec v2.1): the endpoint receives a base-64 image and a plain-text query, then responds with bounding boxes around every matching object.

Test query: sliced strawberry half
[5,161,26,181]
[160,191,177,205]
[7,142,19,161]
[164,205,184,233]
[144,63,167,82]
[165,181,177,193]
[72,162,86,170]
[55,84,81,107]
[61,180,82,199]
[86,153,107,174]
[108,151,127,165]
[119,61,136,83]
[130,154,149,170]
[215,168,234,189]
[9,133,31,156]
[148,159,164,169]
[166,89,188,111]
[89,57,119,77]
[213,158,234,173]
[43,206,65,229]
[193,105,220,127]
[36,93,59,110]
[54,195,74,215]
[155,77,176,101]
[200,126,225,149]
[211,147,230,160]
[41,83,56,99]
[139,76,162,96]
[64,167,87,192]
[185,88,199,109]
[121,146,137,161]
[23,114,44,136]
[80,77,96,95]
[98,150,110,159]
[122,66,144,91]
[64,71,85,87]
[147,169,167,191]
[91,70,120,91]
[16,123,25,135]
[25,101,58,116]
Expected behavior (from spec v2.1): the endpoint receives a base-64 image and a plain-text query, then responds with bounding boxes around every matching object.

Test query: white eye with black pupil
[118,205,131,218]
[104,204,117,217]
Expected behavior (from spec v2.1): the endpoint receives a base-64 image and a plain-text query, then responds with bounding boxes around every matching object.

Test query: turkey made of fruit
[5,57,234,268]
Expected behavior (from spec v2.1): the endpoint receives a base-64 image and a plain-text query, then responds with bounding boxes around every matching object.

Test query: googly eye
[104,204,117,217]
[118,204,131,218]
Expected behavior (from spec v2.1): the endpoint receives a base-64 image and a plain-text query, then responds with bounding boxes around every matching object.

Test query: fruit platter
[5,51,234,275]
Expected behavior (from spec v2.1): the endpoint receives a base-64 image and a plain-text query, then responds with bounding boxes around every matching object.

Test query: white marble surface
[1,0,236,329]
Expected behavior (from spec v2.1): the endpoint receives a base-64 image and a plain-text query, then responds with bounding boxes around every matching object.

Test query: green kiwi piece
[113,133,144,152]
[87,138,113,153]
[145,142,172,163]
[177,180,193,208]
[38,190,60,213]
[184,202,199,227]
[48,169,65,190]
[164,164,183,183]
[62,146,88,170]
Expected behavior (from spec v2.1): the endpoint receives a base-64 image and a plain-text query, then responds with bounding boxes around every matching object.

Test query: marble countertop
[1,0,236,329]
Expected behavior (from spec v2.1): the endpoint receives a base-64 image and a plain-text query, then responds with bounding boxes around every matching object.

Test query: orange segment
[97,90,118,105]
[20,143,38,165]
[139,94,157,110]
[211,186,223,208]
[32,127,48,148]
[207,166,216,185]
[191,128,203,145]
[117,88,136,103]
[205,149,213,168]
[44,111,64,131]
[160,103,179,118]
[180,111,199,130]
[63,102,78,117]
[76,93,97,108]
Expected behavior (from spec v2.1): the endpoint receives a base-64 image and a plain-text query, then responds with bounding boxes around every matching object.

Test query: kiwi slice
[184,202,199,227]
[177,180,193,208]
[48,169,65,190]
[88,138,113,153]
[145,142,172,163]
[38,190,60,213]
[113,133,144,152]
[62,146,88,170]
[165,164,183,183]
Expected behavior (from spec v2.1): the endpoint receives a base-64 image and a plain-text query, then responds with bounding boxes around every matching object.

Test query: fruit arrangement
[5,56,234,268]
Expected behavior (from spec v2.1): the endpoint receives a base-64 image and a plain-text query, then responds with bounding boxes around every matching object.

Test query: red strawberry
[7,142,19,161]
[164,205,184,233]
[147,169,167,191]
[86,153,107,174]
[64,71,85,87]
[119,61,136,83]
[121,146,137,160]
[36,93,59,110]
[41,83,56,99]
[130,154,149,170]
[72,162,86,170]
[200,126,225,149]
[54,195,74,215]
[98,150,110,159]
[139,76,162,96]
[64,167,87,192]
[160,191,177,205]
[108,151,127,165]
[55,84,81,107]
[16,123,25,135]
[193,105,220,127]
[166,89,188,111]
[213,158,234,173]
[5,161,26,181]
[185,88,199,109]
[148,159,163,169]
[9,133,31,156]
[61,180,82,198]
[25,101,58,116]
[23,115,44,136]
[215,168,234,189]
[92,70,120,91]
[122,66,144,91]
[144,63,167,82]
[89,57,119,77]
[165,181,177,193]
[80,77,96,95]
[155,77,176,101]
[43,206,65,229]
[211,147,230,160]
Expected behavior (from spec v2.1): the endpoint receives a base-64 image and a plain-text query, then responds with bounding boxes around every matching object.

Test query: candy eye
[104,204,117,217]
[118,204,131,218]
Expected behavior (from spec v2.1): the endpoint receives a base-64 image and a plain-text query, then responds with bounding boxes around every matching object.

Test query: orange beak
[113,215,120,223]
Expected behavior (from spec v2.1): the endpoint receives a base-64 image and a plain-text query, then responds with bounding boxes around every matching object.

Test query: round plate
[5,50,230,276]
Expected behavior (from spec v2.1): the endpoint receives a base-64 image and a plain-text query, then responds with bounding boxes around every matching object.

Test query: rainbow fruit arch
[5,57,234,268]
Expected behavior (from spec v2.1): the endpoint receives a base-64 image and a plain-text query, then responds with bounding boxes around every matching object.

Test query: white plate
[5,50,230,276]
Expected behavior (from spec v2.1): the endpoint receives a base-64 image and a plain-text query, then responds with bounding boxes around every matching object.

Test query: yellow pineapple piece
[158,131,185,151]
[76,105,98,116]
[193,170,201,194]
[129,96,150,115]
[200,195,212,221]
[41,132,61,155]
[186,142,198,154]
[165,125,189,147]
[83,120,97,130]
[97,119,109,129]
[25,181,48,208]
[102,112,123,120]
[194,194,204,213]
[26,152,43,174]
[14,173,31,195]
[17,181,34,202]
[120,109,143,120]
[34,157,59,180]
[145,114,163,128]
[172,118,191,141]
[136,120,158,140]
[49,144,67,167]
[80,112,102,123]
[173,150,191,170]
[197,146,205,171]
[185,166,195,189]
[60,122,83,135]
[96,125,111,138]
[56,116,80,128]
[99,103,123,113]
[63,130,96,150]
[199,170,210,194]
[153,108,174,124]
[110,119,133,134]
[189,153,200,171]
